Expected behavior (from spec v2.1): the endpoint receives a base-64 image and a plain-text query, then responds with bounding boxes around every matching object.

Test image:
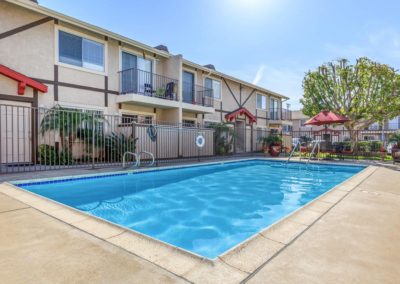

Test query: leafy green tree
[40,105,105,154]
[301,57,400,132]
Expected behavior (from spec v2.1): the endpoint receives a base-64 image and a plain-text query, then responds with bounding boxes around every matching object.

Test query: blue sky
[40,0,400,109]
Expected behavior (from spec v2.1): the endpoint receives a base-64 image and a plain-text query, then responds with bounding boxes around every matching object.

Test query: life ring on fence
[147,125,157,142]
[196,134,205,148]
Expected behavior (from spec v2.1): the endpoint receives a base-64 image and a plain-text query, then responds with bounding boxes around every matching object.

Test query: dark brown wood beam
[241,89,257,107]
[222,77,240,107]
[0,17,53,40]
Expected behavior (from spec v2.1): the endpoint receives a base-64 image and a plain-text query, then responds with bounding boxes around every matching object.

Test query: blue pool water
[18,160,364,259]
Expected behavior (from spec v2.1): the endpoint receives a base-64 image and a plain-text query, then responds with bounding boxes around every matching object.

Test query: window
[59,30,105,72]
[256,128,266,140]
[121,114,138,124]
[121,51,153,94]
[270,98,280,119]
[205,78,221,99]
[256,94,267,110]
[121,114,153,125]
[182,119,196,128]
[282,125,293,133]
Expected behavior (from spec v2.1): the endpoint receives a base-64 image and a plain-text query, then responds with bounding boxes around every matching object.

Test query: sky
[40,0,400,110]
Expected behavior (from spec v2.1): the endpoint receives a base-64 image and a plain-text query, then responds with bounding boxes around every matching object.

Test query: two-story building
[0,0,292,164]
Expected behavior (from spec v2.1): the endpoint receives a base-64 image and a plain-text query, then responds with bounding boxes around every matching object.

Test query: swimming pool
[17,160,365,259]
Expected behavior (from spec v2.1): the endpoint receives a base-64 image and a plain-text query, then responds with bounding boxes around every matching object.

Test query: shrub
[38,144,74,165]
[104,132,138,162]
[356,141,371,152]
[370,141,383,152]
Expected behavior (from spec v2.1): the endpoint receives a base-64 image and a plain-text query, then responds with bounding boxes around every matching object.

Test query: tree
[40,105,105,155]
[301,57,400,132]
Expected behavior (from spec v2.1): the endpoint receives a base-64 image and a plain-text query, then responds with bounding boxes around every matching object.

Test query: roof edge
[5,0,171,58]
[5,0,289,100]
[182,59,289,100]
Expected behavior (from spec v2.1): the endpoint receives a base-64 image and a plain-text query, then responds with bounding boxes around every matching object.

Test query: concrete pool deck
[0,162,399,283]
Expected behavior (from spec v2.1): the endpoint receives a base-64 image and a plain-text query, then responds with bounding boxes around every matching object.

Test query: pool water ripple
[20,160,364,259]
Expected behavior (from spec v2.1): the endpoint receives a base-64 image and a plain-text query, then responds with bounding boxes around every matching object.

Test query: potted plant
[389,132,400,163]
[260,135,283,157]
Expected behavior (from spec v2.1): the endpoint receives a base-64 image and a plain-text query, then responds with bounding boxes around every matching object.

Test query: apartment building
[0,0,292,162]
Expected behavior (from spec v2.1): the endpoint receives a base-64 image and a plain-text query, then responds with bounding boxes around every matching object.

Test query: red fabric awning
[0,64,48,95]
[304,110,350,126]
[225,107,257,123]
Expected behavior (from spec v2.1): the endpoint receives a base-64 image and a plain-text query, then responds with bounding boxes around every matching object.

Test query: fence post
[197,124,200,162]
[155,128,159,167]
[91,112,95,169]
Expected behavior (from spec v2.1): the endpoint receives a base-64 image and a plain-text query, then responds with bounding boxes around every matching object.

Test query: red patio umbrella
[304,110,350,126]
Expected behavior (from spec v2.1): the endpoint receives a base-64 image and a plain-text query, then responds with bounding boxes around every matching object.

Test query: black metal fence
[268,108,292,121]
[182,82,214,107]
[0,103,398,174]
[119,68,179,101]
[291,129,399,160]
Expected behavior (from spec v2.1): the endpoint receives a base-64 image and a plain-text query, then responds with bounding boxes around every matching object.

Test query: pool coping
[0,158,376,283]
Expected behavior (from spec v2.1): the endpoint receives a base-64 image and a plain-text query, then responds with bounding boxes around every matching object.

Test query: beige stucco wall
[1,0,293,160]
[0,76,34,98]
[0,1,54,80]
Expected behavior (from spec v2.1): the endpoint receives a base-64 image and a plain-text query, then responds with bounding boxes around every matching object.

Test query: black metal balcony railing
[119,68,178,101]
[269,108,292,120]
[182,82,214,107]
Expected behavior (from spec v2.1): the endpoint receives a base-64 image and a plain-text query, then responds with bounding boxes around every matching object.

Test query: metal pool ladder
[287,140,301,163]
[122,151,155,168]
[306,140,323,164]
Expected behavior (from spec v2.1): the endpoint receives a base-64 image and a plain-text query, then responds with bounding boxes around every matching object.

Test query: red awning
[0,64,48,95]
[304,110,350,126]
[225,107,257,123]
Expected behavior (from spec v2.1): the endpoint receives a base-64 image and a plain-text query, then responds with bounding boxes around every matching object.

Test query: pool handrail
[122,152,139,168]
[138,151,155,167]
[307,140,324,164]
[287,140,302,163]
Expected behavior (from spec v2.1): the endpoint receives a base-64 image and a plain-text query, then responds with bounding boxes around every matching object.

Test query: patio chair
[165,82,175,100]
[334,143,355,160]
[392,148,400,164]
[144,83,156,96]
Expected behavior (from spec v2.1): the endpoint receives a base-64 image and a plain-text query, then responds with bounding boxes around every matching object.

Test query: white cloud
[252,65,266,85]
[229,64,305,110]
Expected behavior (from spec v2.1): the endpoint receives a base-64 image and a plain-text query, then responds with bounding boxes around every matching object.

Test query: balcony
[117,68,179,108]
[182,82,214,107]
[181,82,215,113]
[269,108,292,121]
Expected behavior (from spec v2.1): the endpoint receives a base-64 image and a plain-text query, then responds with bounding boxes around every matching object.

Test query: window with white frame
[182,119,196,128]
[205,78,221,99]
[256,94,267,110]
[121,114,153,125]
[59,30,105,72]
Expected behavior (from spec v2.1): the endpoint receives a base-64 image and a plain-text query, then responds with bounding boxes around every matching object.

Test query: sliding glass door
[121,51,152,94]
[183,71,194,103]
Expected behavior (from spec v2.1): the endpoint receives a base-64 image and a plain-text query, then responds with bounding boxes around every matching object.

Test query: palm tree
[40,105,105,155]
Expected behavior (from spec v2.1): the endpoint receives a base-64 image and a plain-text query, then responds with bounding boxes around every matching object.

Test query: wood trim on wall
[0,93,35,103]
[241,89,256,107]
[0,16,53,40]
[32,77,119,95]
[104,76,108,107]
[222,77,240,107]
[53,65,58,101]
